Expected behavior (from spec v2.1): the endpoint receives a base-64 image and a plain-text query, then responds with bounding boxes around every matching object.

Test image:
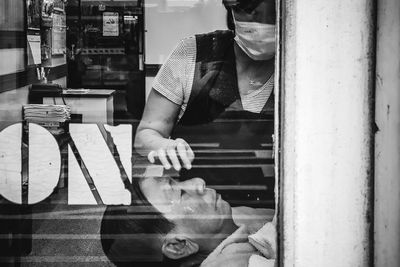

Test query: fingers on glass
[148,139,195,170]
[147,150,156,163]
[176,142,191,169]
[167,148,181,171]
[176,139,194,169]
[185,142,195,160]
[157,149,171,169]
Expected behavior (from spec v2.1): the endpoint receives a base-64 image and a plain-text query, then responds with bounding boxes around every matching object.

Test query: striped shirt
[152,36,274,120]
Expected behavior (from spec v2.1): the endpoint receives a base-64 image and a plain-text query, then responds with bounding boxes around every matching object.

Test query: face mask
[233,13,276,61]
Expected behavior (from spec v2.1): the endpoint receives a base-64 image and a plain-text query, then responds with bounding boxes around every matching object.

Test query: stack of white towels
[23,104,71,134]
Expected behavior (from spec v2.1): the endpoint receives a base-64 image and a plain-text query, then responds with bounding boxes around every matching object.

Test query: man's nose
[178,178,206,195]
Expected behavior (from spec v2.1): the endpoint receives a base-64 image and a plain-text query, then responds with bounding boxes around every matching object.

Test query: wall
[0,77,66,131]
[281,0,375,266]
[143,0,227,99]
[0,0,67,131]
[0,0,27,130]
[374,0,400,266]
[145,76,154,100]
[0,85,29,131]
[0,48,26,76]
[144,0,227,65]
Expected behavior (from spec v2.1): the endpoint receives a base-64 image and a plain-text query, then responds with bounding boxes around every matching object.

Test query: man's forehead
[139,176,175,192]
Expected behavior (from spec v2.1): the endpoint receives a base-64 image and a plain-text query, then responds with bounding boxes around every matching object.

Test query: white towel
[248,222,276,259]
[249,254,275,267]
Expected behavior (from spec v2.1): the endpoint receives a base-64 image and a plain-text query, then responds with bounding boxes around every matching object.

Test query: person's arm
[134,89,194,171]
[134,36,196,170]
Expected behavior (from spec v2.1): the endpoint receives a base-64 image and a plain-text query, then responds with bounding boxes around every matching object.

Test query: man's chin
[212,197,234,224]
[219,198,233,218]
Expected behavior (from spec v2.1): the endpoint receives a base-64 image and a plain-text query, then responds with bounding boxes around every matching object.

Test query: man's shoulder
[200,225,256,267]
[201,244,258,267]
[232,207,275,233]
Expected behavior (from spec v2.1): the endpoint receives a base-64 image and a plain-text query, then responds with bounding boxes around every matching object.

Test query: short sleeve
[152,37,196,108]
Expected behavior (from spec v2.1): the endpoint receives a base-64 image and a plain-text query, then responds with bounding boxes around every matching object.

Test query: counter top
[61,89,115,98]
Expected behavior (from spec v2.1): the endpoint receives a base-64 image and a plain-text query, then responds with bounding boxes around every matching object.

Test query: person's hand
[147,138,194,171]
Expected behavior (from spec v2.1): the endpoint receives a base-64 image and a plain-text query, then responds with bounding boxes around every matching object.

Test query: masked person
[135,0,276,171]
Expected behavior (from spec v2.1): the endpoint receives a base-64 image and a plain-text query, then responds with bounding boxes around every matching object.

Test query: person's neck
[178,221,239,267]
[198,219,239,253]
[178,251,211,267]
[234,43,275,92]
[234,42,275,70]
[177,218,241,267]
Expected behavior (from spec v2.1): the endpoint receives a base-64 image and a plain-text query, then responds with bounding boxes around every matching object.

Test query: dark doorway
[66,0,145,121]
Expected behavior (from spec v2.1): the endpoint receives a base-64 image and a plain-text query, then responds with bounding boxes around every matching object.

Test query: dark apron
[171,30,275,208]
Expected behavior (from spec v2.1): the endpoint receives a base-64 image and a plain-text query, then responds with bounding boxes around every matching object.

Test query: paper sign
[103,12,119,36]
[27,34,41,65]
[52,27,66,55]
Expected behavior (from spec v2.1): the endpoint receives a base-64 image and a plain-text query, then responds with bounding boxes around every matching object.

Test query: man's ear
[162,235,199,259]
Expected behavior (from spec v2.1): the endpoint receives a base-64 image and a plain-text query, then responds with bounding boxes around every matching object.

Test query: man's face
[139,177,234,235]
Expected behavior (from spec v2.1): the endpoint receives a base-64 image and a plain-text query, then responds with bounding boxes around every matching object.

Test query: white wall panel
[375,0,400,266]
[144,0,227,65]
[281,0,375,266]
[0,48,25,76]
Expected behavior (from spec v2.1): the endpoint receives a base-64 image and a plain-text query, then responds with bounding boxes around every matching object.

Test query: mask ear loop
[231,9,240,35]
[231,9,238,25]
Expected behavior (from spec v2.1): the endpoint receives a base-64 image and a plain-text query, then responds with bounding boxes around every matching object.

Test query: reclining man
[101,176,276,267]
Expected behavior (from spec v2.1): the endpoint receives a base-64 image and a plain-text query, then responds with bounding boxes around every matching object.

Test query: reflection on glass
[26,0,41,30]
[0,0,278,265]
[101,176,276,265]
[66,0,143,90]
[135,0,275,209]
[106,0,279,265]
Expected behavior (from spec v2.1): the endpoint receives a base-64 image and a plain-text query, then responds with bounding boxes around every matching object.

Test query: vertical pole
[280,0,375,266]
[374,0,400,266]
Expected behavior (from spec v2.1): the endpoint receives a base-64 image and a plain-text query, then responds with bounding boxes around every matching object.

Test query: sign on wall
[52,13,66,55]
[103,12,119,37]
[27,34,42,64]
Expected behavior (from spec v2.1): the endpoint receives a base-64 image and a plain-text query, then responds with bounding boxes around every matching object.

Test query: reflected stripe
[194,155,272,160]
[190,143,220,147]
[134,164,273,168]
[0,233,252,239]
[135,148,272,154]
[0,256,114,262]
[0,214,269,220]
[209,185,267,190]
